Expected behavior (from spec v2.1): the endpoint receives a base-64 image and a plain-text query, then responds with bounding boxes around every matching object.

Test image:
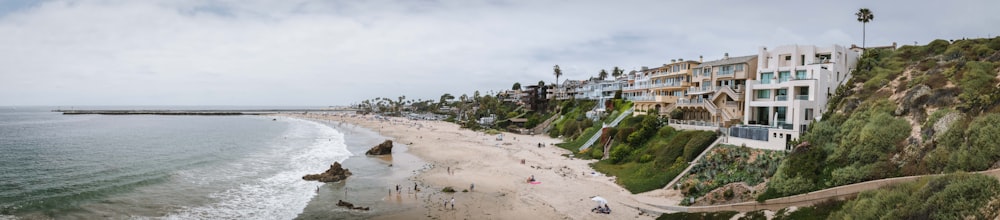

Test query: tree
[439,93,454,105]
[612,66,623,78]
[512,82,521,90]
[856,8,874,49]
[538,80,545,87]
[553,65,562,87]
[598,69,608,80]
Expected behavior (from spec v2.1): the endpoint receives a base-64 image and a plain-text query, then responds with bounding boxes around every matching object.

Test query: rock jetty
[366,140,393,155]
[302,162,352,182]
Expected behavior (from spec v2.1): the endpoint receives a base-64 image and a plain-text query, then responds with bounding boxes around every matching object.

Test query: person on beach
[450,197,455,209]
[396,184,400,194]
[470,183,474,192]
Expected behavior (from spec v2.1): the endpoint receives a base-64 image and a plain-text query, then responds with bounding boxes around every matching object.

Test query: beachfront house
[623,59,700,116]
[727,44,859,151]
[672,54,758,129]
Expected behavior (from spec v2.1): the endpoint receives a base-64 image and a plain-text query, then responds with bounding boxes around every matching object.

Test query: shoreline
[291,113,681,219]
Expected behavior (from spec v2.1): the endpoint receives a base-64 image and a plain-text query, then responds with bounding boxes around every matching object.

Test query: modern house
[624,59,700,116]
[674,54,758,128]
[728,44,859,151]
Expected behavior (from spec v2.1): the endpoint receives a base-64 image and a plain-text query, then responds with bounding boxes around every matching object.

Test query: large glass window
[761,72,773,84]
[735,64,744,71]
[796,70,807,80]
[720,65,733,75]
[776,89,788,101]
[778,71,791,83]
[756,90,770,99]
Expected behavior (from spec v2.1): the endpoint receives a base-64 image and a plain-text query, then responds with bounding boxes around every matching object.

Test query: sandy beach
[293,113,681,219]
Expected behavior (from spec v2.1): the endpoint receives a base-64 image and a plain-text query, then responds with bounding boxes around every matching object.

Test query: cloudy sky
[0,0,997,106]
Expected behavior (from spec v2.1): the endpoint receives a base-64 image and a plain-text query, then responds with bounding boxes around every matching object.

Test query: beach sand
[293,113,681,219]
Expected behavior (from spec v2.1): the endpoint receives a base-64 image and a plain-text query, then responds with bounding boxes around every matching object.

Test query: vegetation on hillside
[829,173,1000,219]
[588,114,718,193]
[677,145,783,205]
[760,37,1000,201]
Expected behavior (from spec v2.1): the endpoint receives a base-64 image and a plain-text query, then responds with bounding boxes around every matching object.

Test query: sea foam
[164,117,351,220]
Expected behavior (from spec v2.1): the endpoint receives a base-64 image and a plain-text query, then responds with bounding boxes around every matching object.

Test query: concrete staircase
[578,106,634,151]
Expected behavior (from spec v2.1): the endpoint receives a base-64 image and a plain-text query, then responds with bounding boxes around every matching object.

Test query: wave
[163,117,352,220]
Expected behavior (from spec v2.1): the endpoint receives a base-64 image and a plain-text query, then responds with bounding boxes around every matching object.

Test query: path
[638,168,1000,213]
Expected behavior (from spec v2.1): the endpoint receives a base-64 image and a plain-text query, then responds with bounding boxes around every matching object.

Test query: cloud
[0,0,997,106]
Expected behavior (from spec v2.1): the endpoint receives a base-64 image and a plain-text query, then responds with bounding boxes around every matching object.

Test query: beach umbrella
[591,196,608,205]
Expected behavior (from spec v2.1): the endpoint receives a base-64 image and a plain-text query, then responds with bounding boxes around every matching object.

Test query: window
[796,70,807,80]
[776,107,788,129]
[693,69,701,76]
[778,71,791,83]
[776,89,788,101]
[756,90,770,99]
[735,64,744,71]
[761,72,773,84]
[704,67,711,76]
[720,65,733,75]
[805,108,814,120]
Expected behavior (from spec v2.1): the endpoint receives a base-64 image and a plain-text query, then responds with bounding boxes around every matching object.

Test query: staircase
[579,106,634,151]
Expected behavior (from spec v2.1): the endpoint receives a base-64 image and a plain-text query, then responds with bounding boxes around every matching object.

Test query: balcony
[795,95,809,100]
[775,95,788,101]
[687,86,716,95]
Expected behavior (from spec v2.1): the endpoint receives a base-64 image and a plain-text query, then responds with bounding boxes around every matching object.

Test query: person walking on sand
[450,197,455,209]
[470,183,474,192]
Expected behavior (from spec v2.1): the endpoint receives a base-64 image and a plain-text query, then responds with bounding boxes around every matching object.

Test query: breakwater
[52,109,356,115]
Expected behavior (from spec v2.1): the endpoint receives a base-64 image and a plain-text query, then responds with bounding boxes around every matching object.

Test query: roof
[697,55,758,67]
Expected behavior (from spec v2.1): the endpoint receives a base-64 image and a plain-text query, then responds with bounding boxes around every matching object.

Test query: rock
[895,84,931,116]
[366,140,393,155]
[931,111,963,141]
[302,162,353,182]
[337,200,370,211]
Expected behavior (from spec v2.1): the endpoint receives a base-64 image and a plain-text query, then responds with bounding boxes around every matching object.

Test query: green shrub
[442,186,456,193]
[683,131,718,162]
[927,39,950,55]
[830,173,1000,219]
[590,147,604,159]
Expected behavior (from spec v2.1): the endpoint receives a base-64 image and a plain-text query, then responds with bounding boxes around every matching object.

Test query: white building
[728,44,858,151]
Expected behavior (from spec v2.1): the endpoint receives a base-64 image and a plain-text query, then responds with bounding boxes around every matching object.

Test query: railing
[729,126,769,141]
[669,119,723,128]
[579,106,634,151]
[776,95,788,101]
[795,95,809,100]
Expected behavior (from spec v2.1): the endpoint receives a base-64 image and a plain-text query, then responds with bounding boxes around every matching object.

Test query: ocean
[0,107,411,219]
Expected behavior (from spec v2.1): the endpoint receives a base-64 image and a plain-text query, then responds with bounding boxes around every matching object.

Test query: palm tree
[856,8,874,49]
[512,82,521,90]
[612,66,623,78]
[598,69,608,80]
[553,65,562,87]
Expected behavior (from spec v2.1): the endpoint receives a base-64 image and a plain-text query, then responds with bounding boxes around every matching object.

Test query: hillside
[754,37,1000,217]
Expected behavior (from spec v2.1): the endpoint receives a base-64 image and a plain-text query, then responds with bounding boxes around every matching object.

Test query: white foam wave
[164,117,351,220]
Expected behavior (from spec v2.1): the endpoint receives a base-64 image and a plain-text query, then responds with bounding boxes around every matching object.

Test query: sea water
[0,107,352,219]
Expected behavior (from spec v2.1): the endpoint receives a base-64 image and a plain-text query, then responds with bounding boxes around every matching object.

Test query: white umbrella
[591,196,608,205]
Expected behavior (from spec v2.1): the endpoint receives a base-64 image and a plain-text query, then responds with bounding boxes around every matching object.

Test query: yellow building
[624,59,700,116]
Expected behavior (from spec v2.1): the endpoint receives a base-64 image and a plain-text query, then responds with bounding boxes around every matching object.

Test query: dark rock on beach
[337,200,370,211]
[365,140,393,155]
[303,162,352,182]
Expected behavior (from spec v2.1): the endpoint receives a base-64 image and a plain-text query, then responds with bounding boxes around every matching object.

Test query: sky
[0,0,997,106]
